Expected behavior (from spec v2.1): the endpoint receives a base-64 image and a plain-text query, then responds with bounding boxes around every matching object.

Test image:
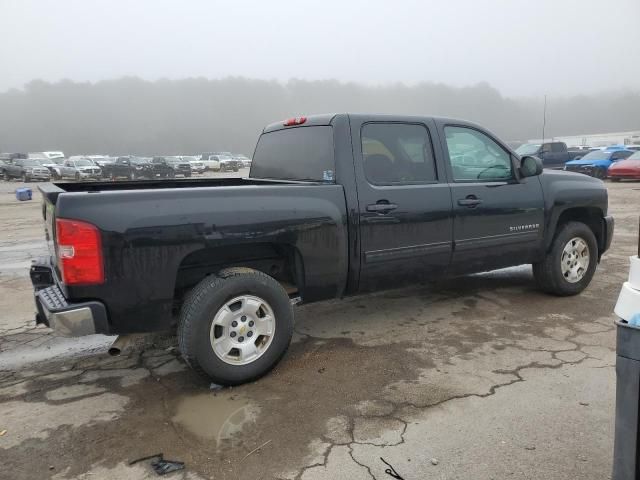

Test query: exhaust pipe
[108,334,145,356]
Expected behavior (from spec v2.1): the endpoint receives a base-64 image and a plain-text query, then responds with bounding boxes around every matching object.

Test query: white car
[180,156,205,174]
[201,155,221,172]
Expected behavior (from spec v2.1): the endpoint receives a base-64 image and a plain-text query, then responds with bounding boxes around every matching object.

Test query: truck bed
[38,178,349,334]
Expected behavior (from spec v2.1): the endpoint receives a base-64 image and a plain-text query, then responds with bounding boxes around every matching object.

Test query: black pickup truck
[101,156,154,180]
[31,114,613,385]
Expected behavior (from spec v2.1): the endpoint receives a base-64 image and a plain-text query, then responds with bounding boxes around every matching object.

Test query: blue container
[15,188,32,201]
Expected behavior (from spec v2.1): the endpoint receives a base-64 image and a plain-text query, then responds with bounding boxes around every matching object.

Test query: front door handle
[457,196,482,208]
[366,202,398,214]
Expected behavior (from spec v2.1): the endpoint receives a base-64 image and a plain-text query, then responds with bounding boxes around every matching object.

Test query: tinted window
[611,151,633,161]
[361,123,436,185]
[251,126,335,182]
[551,143,565,153]
[444,126,512,182]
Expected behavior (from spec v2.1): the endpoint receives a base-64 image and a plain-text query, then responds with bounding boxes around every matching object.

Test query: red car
[609,151,640,181]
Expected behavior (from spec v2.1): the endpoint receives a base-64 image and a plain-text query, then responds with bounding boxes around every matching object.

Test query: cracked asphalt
[1,178,638,479]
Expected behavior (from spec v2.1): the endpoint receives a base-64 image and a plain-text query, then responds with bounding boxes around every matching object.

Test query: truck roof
[262,113,485,133]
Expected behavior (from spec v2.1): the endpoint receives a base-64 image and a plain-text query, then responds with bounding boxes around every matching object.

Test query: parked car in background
[608,151,640,181]
[200,154,221,171]
[4,158,51,182]
[234,154,252,168]
[515,141,585,169]
[152,156,192,178]
[58,157,102,180]
[0,159,9,175]
[1,153,27,162]
[29,153,66,178]
[564,148,634,178]
[180,156,205,173]
[42,151,65,160]
[215,154,240,172]
[102,156,154,180]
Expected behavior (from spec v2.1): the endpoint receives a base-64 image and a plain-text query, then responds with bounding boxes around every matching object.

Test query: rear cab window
[250,126,335,182]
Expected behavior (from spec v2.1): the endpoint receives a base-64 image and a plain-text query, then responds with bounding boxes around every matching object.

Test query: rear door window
[251,126,335,182]
[361,123,437,185]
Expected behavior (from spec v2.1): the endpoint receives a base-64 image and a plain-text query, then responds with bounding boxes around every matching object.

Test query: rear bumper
[30,258,109,336]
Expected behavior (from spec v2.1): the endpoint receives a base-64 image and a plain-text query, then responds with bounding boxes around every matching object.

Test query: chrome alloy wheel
[561,237,590,283]
[209,295,276,365]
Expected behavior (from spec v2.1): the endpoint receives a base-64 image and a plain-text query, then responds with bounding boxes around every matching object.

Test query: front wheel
[532,221,598,296]
[178,268,294,385]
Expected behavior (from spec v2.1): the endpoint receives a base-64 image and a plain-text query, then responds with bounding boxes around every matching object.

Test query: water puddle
[172,393,260,446]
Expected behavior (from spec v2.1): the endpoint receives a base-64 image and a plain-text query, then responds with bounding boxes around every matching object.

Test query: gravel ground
[0,173,638,479]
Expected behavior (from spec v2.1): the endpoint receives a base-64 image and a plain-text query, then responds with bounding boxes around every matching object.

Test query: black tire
[178,268,294,385]
[168,170,175,179]
[532,221,598,296]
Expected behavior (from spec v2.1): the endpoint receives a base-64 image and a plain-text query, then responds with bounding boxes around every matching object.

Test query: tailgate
[39,183,65,261]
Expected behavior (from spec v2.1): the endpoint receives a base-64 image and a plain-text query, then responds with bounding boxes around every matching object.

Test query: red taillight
[55,218,104,285]
[283,116,307,126]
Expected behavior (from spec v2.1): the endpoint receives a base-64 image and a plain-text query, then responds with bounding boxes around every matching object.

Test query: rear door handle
[366,202,398,214]
[457,196,482,207]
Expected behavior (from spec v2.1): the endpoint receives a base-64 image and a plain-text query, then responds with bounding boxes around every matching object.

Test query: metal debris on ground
[380,457,405,480]
[129,453,185,476]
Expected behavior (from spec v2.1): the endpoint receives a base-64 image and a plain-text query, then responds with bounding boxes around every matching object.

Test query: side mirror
[520,156,543,177]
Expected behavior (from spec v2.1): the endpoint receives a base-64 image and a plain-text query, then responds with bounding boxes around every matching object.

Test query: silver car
[59,157,102,180]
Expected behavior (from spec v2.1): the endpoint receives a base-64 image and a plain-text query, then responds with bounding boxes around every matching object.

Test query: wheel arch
[173,242,304,309]
[546,207,606,258]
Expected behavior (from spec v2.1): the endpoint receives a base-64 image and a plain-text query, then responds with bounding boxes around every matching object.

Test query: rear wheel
[532,221,598,296]
[178,268,294,385]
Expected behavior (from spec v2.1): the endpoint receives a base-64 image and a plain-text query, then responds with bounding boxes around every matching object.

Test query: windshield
[75,159,92,166]
[515,144,541,155]
[578,150,612,161]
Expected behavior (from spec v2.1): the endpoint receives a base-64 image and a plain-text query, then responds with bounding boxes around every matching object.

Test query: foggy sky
[3,0,640,96]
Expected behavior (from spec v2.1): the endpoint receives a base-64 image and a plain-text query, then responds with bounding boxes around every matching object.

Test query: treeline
[0,77,638,155]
